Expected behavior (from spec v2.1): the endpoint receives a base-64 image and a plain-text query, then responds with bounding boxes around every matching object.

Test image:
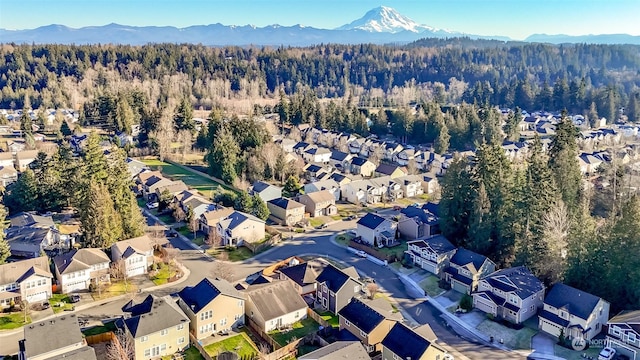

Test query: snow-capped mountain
[337,6,450,34]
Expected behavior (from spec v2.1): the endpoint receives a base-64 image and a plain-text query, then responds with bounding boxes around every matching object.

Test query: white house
[110,235,155,278]
[243,280,308,332]
[356,213,396,247]
[53,248,111,294]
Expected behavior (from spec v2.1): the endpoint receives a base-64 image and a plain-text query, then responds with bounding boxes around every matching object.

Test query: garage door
[539,319,562,338]
[452,280,470,294]
[64,281,87,294]
[128,266,145,277]
[27,291,48,303]
[474,297,496,315]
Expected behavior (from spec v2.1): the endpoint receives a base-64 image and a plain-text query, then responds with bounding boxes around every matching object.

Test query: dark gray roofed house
[267,198,305,226]
[19,314,97,360]
[338,298,402,352]
[381,323,447,360]
[406,235,457,276]
[315,264,363,314]
[279,261,322,295]
[398,205,440,240]
[298,341,369,360]
[178,278,243,314]
[10,212,55,228]
[250,181,283,203]
[605,310,640,360]
[356,213,386,230]
[444,248,496,294]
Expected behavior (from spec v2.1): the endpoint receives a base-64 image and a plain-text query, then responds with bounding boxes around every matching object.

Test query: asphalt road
[0,214,524,359]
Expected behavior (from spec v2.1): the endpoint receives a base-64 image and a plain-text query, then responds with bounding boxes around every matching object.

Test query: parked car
[41,302,50,310]
[315,223,328,229]
[146,202,159,209]
[598,347,616,360]
[345,215,357,220]
[356,250,368,258]
[69,294,81,303]
[347,230,356,236]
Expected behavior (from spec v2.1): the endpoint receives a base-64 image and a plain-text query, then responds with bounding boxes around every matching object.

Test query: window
[629,333,637,342]
[354,286,361,293]
[612,326,621,336]
[160,344,166,351]
[392,354,400,360]
[238,300,243,307]
[141,336,148,342]
[178,337,185,345]
[295,311,299,318]
[144,349,151,357]
[200,310,212,320]
[345,320,351,327]
[177,324,184,330]
[220,318,227,326]
[161,329,168,336]
[322,284,327,292]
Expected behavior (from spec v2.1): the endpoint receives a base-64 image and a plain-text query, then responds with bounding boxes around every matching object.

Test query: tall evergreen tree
[250,195,270,220]
[173,97,194,132]
[4,168,39,212]
[83,132,109,184]
[81,183,123,248]
[548,112,582,213]
[108,148,144,239]
[20,109,33,135]
[439,157,476,245]
[434,123,450,154]
[115,95,135,134]
[206,126,240,184]
[59,120,73,137]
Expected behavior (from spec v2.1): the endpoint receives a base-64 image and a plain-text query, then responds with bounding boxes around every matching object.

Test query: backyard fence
[305,308,330,328]
[85,331,115,345]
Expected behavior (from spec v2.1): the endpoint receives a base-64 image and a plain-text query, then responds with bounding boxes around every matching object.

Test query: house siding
[178,296,244,341]
[132,323,190,360]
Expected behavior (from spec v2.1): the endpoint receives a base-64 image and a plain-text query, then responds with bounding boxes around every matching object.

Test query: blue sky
[1,0,639,40]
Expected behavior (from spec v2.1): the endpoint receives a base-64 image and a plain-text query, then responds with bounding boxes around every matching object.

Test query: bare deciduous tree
[366,283,380,299]
[369,146,384,165]
[288,126,301,142]
[206,229,223,247]
[537,200,571,284]
[106,329,135,360]
[211,253,234,282]
[406,158,418,175]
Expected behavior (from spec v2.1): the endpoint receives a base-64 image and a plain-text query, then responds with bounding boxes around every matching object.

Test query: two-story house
[397,205,440,240]
[53,248,111,294]
[117,295,190,360]
[0,256,52,309]
[199,207,234,234]
[298,190,337,218]
[15,150,39,172]
[315,264,363,314]
[374,164,406,179]
[338,298,402,353]
[444,248,496,294]
[110,235,155,278]
[303,147,332,164]
[395,175,423,198]
[538,283,610,341]
[279,261,321,296]
[606,310,640,360]
[329,150,354,170]
[405,235,457,276]
[243,280,308,332]
[0,152,14,168]
[19,315,97,360]
[350,157,376,177]
[304,179,342,202]
[217,211,266,246]
[356,213,397,247]
[381,323,447,360]
[473,266,545,324]
[177,278,245,340]
[267,198,305,226]
[249,181,283,203]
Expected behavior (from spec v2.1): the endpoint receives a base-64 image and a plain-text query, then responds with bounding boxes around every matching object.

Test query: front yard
[203,331,258,358]
[476,319,537,350]
[149,262,177,286]
[335,233,353,246]
[91,280,138,300]
[0,313,30,330]
[82,321,117,336]
[208,246,255,262]
[554,344,602,360]
[269,317,320,346]
[419,275,446,297]
[49,294,75,313]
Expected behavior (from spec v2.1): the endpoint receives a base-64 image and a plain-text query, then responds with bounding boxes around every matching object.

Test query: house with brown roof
[0,165,18,187]
[15,150,39,172]
[298,190,337,218]
[0,256,52,308]
[243,280,308,332]
[53,248,111,294]
[199,207,235,234]
[110,235,155,278]
[0,151,14,168]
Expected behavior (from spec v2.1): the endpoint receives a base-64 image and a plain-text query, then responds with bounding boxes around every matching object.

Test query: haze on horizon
[1,0,639,40]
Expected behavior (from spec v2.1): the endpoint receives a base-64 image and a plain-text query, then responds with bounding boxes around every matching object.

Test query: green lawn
[49,294,75,313]
[553,344,601,360]
[192,236,205,246]
[335,233,353,246]
[141,158,236,198]
[316,310,339,328]
[82,321,117,336]
[0,313,31,330]
[376,242,408,257]
[419,275,445,297]
[209,247,255,262]
[309,218,324,227]
[476,319,537,350]
[150,262,172,285]
[91,281,138,300]
[157,213,175,224]
[204,332,257,358]
[269,318,320,346]
[183,347,205,360]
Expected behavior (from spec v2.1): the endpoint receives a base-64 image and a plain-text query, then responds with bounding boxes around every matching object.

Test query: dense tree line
[1,42,639,119]
[3,133,145,248]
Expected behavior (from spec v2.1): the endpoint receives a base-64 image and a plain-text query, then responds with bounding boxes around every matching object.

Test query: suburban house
[19,315,97,360]
[216,211,266,246]
[315,264,363,314]
[243,280,308,332]
[299,341,370,360]
[181,195,217,220]
[278,261,321,296]
[267,198,305,226]
[53,248,111,294]
[117,295,190,360]
[140,174,173,200]
[154,180,189,199]
[298,190,337,218]
[394,175,423,198]
[6,226,60,259]
[304,163,331,182]
[606,310,640,360]
[15,150,39,172]
[374,164,406,179]
[538,283,610,341]
[199,207,234,234]
[329,150,354,170]
[397,205,440,240]
[304,179,341,201]
[421,175,440,195]
[356,213,397,247]
[444,248,496,294]
[249,181,283,203]
[125,157,148,178]
[405,235,457,276]
[303,146,332,163]
[338,298,402,353]
[381,323,447,360]
[342,179,388,205]
[0,256,52,308]
[329,172,353,186]
[0,151,14,168]
[473,266,545,324]
[350,157,376,177]
[177,278,245,340]
[0,165,18,187]
[110,235,155,278]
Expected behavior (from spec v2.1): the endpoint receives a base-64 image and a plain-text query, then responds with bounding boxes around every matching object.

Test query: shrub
[459,294,473,311]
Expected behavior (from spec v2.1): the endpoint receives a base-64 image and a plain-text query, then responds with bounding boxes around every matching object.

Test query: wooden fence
[85,331,115,345]
[189,333,215,360]
[305,308,330,328]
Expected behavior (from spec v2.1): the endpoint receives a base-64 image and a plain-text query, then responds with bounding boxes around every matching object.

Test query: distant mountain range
[1,6,638,46]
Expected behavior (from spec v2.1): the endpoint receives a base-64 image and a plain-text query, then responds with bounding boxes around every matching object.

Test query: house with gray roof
[606,310,640,360]
[406,235,457,276]
[538,283,609,341]
[315,264,363,314]
[298,190,337,218]
[53,248,110,294]
[110,235,155,278]
[338,298,402,353]
[349,157,376,177]
[243,280,308,332]
[473,266,545,324]
[304,179,342,201]
[381,323,447,360]
[374,163,406,178]
[299,341,369,360]
[19,314,97,360]
[125,157,148,178]
[217,211,265,246]
[117,295,190,360]
[356,213,396,247]
[177,278,244,340]
[6,226,59,259]
[444,248,496,294]
[267,198,305,226]
[250,181,283,203]
[397,204,440,240]
[0,256,52,309]
[279,261,322,296]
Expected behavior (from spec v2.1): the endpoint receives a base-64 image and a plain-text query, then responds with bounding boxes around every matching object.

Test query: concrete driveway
[531,333,556,356]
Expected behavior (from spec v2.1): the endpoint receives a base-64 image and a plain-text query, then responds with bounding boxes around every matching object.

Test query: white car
[356,250,367,258]
[146,202,159,209]
[598,347,616,360]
